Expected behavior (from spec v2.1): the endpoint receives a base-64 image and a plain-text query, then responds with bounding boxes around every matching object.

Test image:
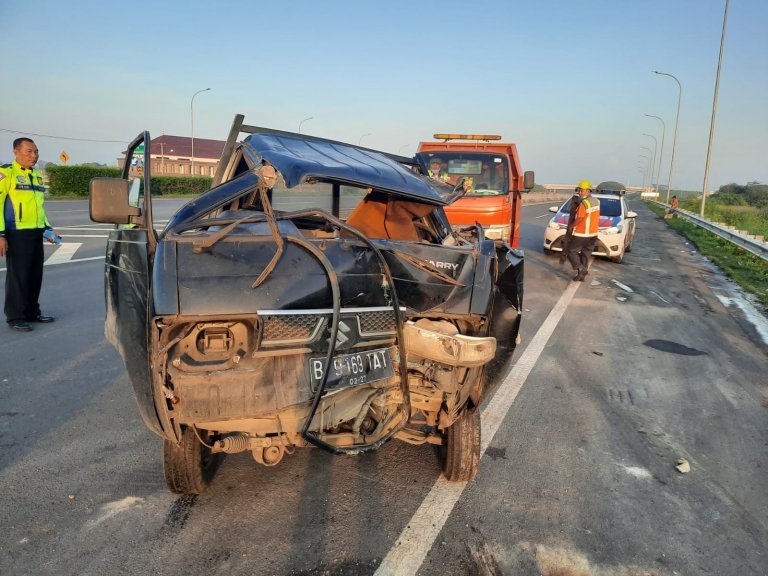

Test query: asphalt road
[1,197,766,576]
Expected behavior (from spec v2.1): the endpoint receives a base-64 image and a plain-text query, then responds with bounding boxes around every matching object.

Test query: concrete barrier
[522,192,572,205]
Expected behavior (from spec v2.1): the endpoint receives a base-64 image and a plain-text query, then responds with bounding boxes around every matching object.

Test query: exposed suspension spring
[215,434,250,453]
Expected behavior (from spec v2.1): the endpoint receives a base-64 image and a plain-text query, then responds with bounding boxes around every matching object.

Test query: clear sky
[1,0,765,191]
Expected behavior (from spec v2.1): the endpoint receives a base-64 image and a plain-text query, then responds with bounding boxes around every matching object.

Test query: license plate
[309,348,394,391]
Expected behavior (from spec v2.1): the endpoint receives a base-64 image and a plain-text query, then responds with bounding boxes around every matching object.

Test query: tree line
[712,181,767,207]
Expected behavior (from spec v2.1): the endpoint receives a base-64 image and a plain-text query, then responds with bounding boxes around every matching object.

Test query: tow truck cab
[416,134,534,248]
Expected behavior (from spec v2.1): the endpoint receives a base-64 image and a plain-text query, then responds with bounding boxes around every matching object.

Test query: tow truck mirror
[522,170,535,191]
[90,177,142,224]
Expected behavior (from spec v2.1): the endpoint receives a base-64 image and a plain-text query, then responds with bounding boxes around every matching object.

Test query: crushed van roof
[242,133,456,205]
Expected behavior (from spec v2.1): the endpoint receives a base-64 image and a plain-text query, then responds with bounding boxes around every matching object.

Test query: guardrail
[650,200,768,261]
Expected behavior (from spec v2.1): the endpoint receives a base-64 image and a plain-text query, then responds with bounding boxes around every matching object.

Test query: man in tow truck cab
[427,157,449,183]
[477,162,501,191]
[417,133,534,247]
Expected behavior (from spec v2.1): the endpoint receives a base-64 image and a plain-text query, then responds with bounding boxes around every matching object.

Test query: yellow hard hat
[576,180,592,191]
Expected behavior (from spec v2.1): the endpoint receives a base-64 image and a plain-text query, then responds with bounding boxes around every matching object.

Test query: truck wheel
[443,406,481,482]
[163,427,219,495]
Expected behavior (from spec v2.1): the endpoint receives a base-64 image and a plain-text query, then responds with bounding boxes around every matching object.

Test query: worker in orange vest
[566,180,600,281]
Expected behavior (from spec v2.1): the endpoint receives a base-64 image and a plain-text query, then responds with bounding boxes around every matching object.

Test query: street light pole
[642,134,658,193]
[190,88,211,176]
[644,114,666,198]
[358,133,372,146]
[701,0,730,217]
[639,153,651,191]
[298,116,313,134]
[653,70,682,204]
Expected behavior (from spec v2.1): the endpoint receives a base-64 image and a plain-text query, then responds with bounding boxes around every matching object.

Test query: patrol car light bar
[433,134,502,142]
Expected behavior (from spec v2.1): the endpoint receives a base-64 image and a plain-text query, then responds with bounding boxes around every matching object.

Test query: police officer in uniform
[0,137,57,331]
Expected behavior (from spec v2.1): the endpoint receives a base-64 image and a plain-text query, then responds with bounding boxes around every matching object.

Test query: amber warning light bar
[433,134,502,142]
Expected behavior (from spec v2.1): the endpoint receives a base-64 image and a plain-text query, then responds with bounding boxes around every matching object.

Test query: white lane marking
[57,226,115,231]
[535,212,553,219]
[45,243,82,265]
[55,234,109,239]
[0,242,104,272]
[46,256,104,267]
[375,280,581,576]
[57,219,168,230]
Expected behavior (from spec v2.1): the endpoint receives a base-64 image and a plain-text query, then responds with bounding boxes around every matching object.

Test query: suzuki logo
[329,320,352,348]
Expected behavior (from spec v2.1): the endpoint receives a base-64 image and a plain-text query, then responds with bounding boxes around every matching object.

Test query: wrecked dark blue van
[89,115,524,494]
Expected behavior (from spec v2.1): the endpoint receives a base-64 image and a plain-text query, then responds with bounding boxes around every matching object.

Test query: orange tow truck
[416,134,534,248]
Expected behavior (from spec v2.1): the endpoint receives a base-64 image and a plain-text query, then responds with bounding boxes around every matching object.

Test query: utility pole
[701,0,729,217]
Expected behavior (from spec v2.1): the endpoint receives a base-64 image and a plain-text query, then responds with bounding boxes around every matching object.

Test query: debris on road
[611,279,634,293]
[675,458,690,474]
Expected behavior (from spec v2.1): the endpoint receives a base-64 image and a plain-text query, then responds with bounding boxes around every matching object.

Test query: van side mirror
[90,178,142,224]
[522,170,535,191]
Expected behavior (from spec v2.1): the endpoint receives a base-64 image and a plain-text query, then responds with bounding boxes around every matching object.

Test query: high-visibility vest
[0,161,50,233]
[428,169,449,182]
[572,195,599,237]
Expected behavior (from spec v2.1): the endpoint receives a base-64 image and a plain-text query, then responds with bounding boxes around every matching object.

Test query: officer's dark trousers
[4,229,44,324]
[566,235,596,272]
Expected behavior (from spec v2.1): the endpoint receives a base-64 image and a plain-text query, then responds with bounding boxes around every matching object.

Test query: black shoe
[10,321,33,332]
[573,269,588,281]
[30,314,55,323]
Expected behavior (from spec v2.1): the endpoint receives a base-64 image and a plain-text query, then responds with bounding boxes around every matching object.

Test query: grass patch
[646,202,768,309]
[679,197,768,237]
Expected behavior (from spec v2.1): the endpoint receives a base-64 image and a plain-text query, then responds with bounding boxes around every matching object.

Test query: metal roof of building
[149,135,225,160]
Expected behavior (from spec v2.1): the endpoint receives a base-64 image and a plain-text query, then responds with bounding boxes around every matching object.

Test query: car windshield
[558,196,622,218]
[598,198,622,217]
[416,152,509,197]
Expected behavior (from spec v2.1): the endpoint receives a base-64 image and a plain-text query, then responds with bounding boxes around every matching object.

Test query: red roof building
[119,135,226,177]
[150,135,225,176]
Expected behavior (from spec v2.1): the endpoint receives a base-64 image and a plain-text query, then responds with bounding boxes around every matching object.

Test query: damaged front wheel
[163,427,220,495]
[443,405,481,482]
